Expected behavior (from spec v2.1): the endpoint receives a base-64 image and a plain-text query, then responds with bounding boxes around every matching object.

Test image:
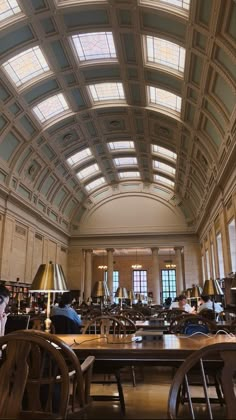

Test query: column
[84,249,93,302]
[175,247,184,295]
[106,248,114,303]
[152,247,160,304]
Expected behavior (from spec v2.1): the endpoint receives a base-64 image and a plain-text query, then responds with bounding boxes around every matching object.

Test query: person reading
[169,294,195,313]
[0,285,10,336]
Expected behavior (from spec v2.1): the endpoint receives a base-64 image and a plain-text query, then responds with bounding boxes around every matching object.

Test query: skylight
[152,145,177,161]
[108,141,135,151]
[139,0,190,11]
[153,160,176,175]
[144,36,185,73]
[148,86,182,113]
[119,171,140,179]
[88,83,125,103]
[71,32,116,62]
[67,148,92,166]
[2,46,50,88]
[77,163,100,181]
[0,0,22,23]
[154,174,175,188]
[113,157,138,166]
[32,93,70,123]
[85,177,106,192]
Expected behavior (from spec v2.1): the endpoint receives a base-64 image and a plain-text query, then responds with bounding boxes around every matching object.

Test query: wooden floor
[80,366,228,420]
[84,366,171,419]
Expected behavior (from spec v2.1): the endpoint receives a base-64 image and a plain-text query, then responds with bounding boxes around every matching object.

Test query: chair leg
[130,365,136,387]
[115,370,126,415]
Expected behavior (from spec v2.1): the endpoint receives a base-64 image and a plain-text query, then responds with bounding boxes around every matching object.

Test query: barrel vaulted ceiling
[0,0,235,236]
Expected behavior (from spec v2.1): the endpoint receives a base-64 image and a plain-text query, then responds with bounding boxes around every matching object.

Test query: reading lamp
[127,290,135,307]
[30,261,69,332]
[91,280,110,310]
[190,285,203,308]
[202,278,224,318]
[115,287,128,308]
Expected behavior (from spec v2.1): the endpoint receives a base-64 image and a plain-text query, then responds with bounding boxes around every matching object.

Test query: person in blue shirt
[51,292,82,327]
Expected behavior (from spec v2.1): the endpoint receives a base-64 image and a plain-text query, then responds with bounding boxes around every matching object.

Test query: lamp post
[30,261,69,333]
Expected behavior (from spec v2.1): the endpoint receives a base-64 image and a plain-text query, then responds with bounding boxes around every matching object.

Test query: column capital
[151,247,159,253]
[84,249,93,254]
[106,248,114,253]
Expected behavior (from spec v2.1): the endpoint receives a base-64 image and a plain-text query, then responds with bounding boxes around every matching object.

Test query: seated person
[0,284,10,336]
[198,295,223,314]
[51,292,82,328]
[169,294,195,313]
[164,297,172,309]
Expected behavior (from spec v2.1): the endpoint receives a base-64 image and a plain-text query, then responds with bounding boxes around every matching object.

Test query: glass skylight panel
[0,0,21,22]
[85,177,106,192]
[152,145,177,161]
[108,141,135,151]
[77,163,100,181]
[71,32,116,62]
[154,174,175,188]
[119,171,140,179]
[145,36,185,73]
[139,0,190,11]
[67,148,92,166]
[113,157,137,167]
[2,46,50,88]
[88,83,125,102]
[148,86,182,113]
[153,160,176,175]
[32,93,70,123]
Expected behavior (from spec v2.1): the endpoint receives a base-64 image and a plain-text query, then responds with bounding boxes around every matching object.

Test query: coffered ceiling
[0,0,235,236]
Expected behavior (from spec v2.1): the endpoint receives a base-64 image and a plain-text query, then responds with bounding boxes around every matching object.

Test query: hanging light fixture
[165,247,176,268]
[98,250,108,270]
[131,249,142,269]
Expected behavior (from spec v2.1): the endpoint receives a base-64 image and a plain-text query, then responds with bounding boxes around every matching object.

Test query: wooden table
[57,333,236,366]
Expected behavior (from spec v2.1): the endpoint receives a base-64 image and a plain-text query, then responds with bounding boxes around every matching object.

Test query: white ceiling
[0,0,235,238]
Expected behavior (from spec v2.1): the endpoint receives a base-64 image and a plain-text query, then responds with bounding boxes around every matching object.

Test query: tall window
[211,242,216,279]
[133,270,148,294]
[228,219,236,273]
[201,255,205,282]
[104,270,119,301]
[216,233,225,278]
[205,249,210,279]
[161,269,176,302]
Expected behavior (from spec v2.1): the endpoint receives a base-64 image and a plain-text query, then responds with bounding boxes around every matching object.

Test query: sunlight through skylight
[0,0,22,22]
[144,36,185,73]
[108,141,135,151]
[71,32,116,62]
[2,46,50,88]
[153,160,176,175]
[119,171,140,179]
[154,174,175,188]
[152,145,177,161]
[77,163,100,180]
[113,157,138,166]
[32,93,70,123]
[88,83,125,102]
[139,0,190,11]
[67,148,92,166]
[85,177,106,192]
[148,86,182,113]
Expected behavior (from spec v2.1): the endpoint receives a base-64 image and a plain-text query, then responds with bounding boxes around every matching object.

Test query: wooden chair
[0,330,94,419]
[169,314,217,335]
[51,315,82,334]
[82,314,135,414]
[168,342,236,419]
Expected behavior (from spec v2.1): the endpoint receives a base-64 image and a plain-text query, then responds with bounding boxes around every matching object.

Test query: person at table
[0,284,10,336]
[169,294,195,313]
[51,292,82,327]
[198,295,223,314]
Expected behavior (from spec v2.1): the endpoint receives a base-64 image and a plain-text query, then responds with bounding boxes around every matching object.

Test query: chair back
[51,315,82,334]
[5,315,30,334]
[0,331,70,419]
[168,342,236,419]
[169,314,216,334]
[82,314,134,335]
